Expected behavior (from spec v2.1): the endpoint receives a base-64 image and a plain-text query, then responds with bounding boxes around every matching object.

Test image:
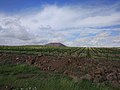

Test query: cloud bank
[0,4,120,47]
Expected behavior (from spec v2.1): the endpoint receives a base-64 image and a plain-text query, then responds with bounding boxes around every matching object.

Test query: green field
[0,46,120,60]
[0,63,116,90]
[0,46,120,90]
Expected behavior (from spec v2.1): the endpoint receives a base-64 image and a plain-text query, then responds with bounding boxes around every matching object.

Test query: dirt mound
[0,53,120,87]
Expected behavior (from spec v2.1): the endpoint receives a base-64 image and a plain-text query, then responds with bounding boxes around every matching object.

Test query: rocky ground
[0,53,120,88]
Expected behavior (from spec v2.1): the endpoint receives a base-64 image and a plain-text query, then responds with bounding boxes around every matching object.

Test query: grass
[0,46,120,60]
[0,46,120,90]
[0,62,118,90]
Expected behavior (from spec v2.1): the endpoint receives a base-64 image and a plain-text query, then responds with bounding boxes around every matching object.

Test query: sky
[0,0,120,47]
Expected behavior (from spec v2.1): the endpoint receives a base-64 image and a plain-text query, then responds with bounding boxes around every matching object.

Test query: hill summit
[45,42,66,47]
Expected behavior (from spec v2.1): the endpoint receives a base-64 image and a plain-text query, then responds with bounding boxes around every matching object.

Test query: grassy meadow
[0,46,120,90]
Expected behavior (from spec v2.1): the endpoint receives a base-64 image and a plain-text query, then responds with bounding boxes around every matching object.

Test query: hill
[45,42,66,47]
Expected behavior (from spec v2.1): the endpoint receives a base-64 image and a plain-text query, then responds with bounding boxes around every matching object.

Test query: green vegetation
[0,46,120,90]
[0,46,120,60]
[0,63,116,90]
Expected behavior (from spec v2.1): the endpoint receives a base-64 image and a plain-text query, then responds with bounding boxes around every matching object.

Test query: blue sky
[0,0,120,46]
[0,0,120,13]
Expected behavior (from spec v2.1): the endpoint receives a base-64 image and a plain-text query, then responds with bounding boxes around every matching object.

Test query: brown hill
[45,43,66,47]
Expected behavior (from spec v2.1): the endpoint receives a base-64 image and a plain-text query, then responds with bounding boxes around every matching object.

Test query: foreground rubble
[0,53,120,87]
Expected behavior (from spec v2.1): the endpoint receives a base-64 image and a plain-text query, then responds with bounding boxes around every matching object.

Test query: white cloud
[73,31,120,47]
[79,13,120,27]
[20,5,120,29]
[113,40,120,43]
[0,17,32,40]
[0,5,120,46]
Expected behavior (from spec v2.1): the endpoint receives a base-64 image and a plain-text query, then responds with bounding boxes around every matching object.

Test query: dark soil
[0,53,120,87]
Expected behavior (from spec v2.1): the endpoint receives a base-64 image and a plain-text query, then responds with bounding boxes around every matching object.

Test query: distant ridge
[45,42,66,47]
